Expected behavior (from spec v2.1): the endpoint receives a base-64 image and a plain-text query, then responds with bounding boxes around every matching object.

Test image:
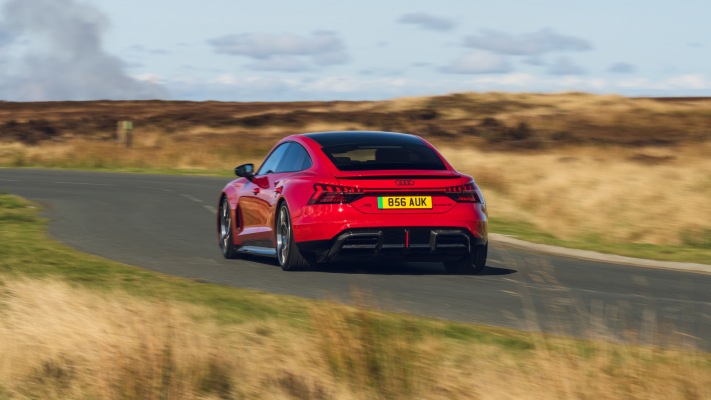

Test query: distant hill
[1,93,710,150]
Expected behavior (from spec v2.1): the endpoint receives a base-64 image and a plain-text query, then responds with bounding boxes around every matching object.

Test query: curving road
[1,168,710,350]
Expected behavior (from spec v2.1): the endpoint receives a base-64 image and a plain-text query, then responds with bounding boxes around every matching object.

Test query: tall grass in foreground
[0,279,235,400]
[0,278,709,400]
[0,194,709,399]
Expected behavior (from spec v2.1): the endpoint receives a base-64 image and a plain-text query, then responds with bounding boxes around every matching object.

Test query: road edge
[490,233,711,274]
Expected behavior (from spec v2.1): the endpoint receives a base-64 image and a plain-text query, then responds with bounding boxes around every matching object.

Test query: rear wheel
[444,244,487,274]
[276,203,312,271]
[218,197,239,259]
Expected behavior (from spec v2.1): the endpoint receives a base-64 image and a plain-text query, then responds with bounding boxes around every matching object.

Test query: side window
[276,143,313,173]
[257,143,290,175]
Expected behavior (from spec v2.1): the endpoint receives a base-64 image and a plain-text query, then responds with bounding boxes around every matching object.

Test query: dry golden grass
[1,278,709,400]
[0,278,235,399]
[444,142,711,245]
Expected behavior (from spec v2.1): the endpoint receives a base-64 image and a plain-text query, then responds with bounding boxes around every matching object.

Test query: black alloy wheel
[219,197,239,259]
[444,244,487,274]
[275,203,311,271]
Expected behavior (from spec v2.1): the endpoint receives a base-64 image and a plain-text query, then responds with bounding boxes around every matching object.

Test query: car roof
[301,131,426,147]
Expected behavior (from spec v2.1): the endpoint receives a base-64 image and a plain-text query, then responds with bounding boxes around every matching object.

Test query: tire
[275,203,312,271]
[444,244,487,275]
[218,197,240,259]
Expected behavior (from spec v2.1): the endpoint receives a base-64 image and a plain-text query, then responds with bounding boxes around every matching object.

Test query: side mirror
[234,163,255,179]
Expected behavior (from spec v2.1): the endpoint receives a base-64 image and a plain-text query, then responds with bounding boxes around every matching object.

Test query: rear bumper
[298,227,487,263]
[293,203,487,239]
[291,203,487,263]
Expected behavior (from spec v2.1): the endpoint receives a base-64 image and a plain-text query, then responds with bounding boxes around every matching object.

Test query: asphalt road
[2,168,710,350]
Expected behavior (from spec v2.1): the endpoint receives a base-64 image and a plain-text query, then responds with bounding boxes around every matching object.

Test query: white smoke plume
[0,0,167,101]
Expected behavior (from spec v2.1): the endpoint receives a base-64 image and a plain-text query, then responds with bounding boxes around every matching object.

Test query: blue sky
[0,0,708,101]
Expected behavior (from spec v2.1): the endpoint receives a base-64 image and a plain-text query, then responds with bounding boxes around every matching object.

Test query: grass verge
[1,194,711,399]
[491,218,711,265]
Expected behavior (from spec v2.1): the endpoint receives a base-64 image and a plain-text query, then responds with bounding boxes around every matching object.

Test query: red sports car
[217,131,488,273]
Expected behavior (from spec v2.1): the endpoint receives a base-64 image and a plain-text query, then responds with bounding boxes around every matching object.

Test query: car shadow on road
[313,261,517,276]
[234,255,517,276]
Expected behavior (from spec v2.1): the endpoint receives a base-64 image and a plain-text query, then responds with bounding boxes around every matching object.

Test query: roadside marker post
[116,120,134,148]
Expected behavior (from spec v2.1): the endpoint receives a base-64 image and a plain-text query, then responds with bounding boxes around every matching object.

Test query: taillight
[308,184,364,204]
[446,183,481,203]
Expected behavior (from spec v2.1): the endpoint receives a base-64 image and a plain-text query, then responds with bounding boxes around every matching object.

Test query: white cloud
[546,57,586,75]
[464,28,592,56]
[306,76,417,93]
[454,74,626,95]
[659,74,710,90]
[246,56,309,72]
[207,31,349,69]
[614,77,651,89]
[442,51,512,74]
[550,76,607,89]
[168,74,443,101]
[398,12,456,32]
[128,45,170,55]
[210,74,237,85]
[134,73,163,84]
[468,73,536,87]
[612,74,711,91]
[0,0,167,101]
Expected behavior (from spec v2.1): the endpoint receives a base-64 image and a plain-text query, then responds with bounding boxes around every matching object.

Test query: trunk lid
[333,170,471,214]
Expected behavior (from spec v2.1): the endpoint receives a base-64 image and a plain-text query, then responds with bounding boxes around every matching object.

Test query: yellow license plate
[378,196,432,209]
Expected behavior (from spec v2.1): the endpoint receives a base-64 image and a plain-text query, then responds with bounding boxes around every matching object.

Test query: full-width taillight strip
[309,183,480,204]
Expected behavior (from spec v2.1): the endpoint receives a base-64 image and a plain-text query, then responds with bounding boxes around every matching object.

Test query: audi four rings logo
[395,179,415,186]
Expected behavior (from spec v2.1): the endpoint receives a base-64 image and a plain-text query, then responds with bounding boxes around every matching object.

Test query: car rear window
[322,144,447,171]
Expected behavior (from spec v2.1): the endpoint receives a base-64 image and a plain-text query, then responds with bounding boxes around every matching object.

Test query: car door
[237,143,290,246]
[256,142,313,242]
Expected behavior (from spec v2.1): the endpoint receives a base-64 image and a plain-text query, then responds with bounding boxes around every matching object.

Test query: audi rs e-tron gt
[217,131,488,273]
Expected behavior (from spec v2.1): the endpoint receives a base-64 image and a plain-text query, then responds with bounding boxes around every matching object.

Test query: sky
[0,0,708,102]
